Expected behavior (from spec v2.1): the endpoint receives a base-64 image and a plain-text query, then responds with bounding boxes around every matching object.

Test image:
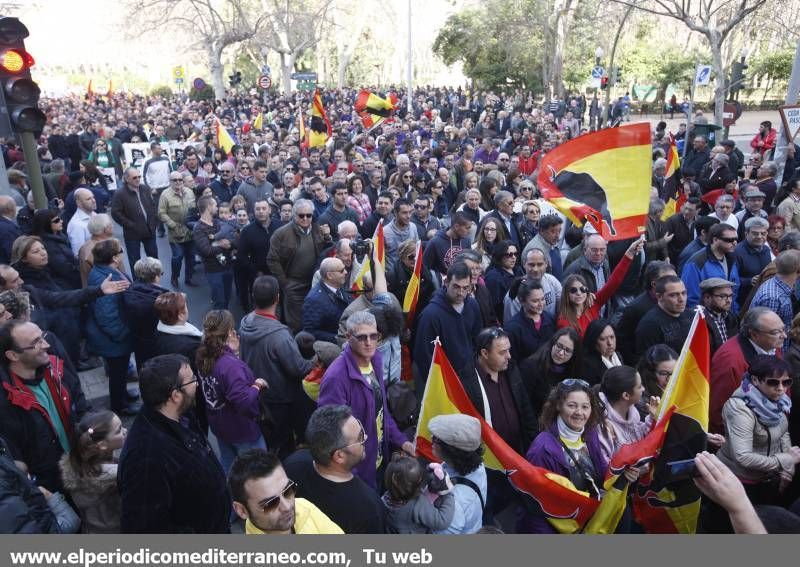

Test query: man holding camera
[193,195,236,310]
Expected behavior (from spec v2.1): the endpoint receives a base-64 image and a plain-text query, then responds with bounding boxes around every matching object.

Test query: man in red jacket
[750,121,777,158]
[709,306,785,434]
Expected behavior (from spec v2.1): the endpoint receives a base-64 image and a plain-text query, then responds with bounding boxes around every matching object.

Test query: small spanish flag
[416,341,671,534]
[354,89,398,130]
[106,80,113,98]
[309,89,331,148]
[253,113,263,132]
[402,241,423,326]
[661,138,685,220]
[214,115,237,156]
[87,79,94,99]
[351,222,386,292]
[298,111,307,151]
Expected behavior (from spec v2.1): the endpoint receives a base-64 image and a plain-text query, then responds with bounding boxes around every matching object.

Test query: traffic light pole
[19,130,47,209]
[774,39,800,188]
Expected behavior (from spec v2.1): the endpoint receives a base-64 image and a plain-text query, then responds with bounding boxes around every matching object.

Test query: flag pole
[683,58,699,160]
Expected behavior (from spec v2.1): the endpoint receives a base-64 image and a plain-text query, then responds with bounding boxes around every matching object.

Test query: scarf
[600,351,622,369]
[557,415,583,444]
[738,377,792,427]
[157,320,203,337]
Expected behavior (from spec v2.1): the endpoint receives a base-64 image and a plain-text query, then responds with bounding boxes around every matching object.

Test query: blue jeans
[206,270,233,310]
[124,236,158,275]
[217,435,267,475]
[169,240,194,281]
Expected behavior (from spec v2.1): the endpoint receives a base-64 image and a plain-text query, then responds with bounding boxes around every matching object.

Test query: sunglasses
[718,237,737,244]
[503,251,518,258]
[559,378,589,390]
[414,204,428,209]
[352,332,381,343]
[296,213,313,219]
[763,377,793,388]
[568,286,588,294]
[257,480,297,513]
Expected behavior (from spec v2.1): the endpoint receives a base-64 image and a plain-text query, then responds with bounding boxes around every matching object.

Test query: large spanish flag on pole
[402,241,423,324]
[416,340,672,534]
[309,89,332,148]
[214,115,237,155]
[661,138,686,220]
[633,309,710,533]
[537,123,651,241]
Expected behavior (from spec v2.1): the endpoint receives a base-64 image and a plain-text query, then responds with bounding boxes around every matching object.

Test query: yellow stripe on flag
[214,115,236,155]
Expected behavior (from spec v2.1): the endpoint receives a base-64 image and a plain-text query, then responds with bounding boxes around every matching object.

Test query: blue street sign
[591,66,604,79]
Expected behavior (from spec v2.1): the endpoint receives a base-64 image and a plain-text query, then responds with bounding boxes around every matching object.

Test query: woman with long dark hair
[483,239,523,323]
[31,209,80,290]
[581,319,624,386]
[520,327,582,415]
[195,309,267,474]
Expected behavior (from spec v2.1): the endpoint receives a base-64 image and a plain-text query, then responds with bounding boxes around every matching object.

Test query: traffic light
[600,76,608,90]
[0,17,45,137]
[228,71,242,88]
[616,66,624,85]
[730,60,748,92]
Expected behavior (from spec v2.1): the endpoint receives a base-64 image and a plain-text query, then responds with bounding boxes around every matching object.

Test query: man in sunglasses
[749,249,800,352]
[682,223,741,311]
[118,354,230,533]
[210,163,241,204]
[230,449,342,534]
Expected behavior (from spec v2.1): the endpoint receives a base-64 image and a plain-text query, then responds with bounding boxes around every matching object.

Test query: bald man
[67,188,97,256]
[301,257,352,343]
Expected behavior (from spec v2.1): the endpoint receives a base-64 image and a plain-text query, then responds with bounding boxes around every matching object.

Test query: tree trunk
[709,32,725,126]
[280,52,296,95]
[207,45,226,101]
[550,0,574,100]
[337,52,353,89]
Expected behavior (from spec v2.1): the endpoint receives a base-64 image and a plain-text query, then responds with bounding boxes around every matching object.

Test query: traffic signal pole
[774,39,800,187]
[19,130,46,208]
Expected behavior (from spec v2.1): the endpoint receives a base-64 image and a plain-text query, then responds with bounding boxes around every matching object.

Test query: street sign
[192,77,206,90]
[172,66,185,83]
[779,104,800,143]
[258,74,272,89]
[291,71,318,81]
[591,66,604,79]
[722,102,738,127]
[261,65,271,75]
[695,64,712,86]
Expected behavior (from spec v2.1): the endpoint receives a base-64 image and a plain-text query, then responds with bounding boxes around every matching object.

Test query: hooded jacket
[239,311,314,404]
[0,435,59,533]
[59,459,120,534]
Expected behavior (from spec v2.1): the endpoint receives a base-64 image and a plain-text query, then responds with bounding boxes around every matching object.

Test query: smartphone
[666,458,698,482]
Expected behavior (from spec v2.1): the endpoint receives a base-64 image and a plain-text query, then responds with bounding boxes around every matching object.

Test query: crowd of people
[0,85,798,534]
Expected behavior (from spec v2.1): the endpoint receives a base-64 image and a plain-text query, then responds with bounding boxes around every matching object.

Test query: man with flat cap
[699,277,739,355]
[428,414,487,534]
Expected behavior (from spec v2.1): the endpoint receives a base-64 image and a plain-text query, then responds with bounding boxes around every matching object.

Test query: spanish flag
[106,80,113,98]
[351,222,386,292]
[87,79,94,99]
[253,113,263,132]
[309,89,332,148]
[537,123,651,241]
[416,341,672,533]
[213,115,237,156]
[354,89,398,130]
[402,241,423,325]
[633,309,710,533]
[661,138,686,220]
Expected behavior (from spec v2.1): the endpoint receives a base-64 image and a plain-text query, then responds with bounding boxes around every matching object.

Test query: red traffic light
[0,48,34,74]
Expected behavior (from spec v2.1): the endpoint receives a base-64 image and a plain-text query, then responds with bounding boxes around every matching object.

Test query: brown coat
[266,222,328,287]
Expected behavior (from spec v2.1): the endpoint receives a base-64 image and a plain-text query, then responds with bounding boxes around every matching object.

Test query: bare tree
[332,1,366,89]
[125,0,265,100]
[610,0,768,125]
[255,0,335,94]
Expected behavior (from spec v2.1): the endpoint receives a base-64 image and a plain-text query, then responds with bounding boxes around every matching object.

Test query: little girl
[60,410,126,533]
[382,454,455,534]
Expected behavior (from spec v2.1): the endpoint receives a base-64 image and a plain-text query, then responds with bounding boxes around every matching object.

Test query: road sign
[291,72,318,81]
[722,102,738,127]
[258,74,272,89]
[261,65,271,75]
[192,77,206,90]
[172,66,185,82]
[695,64,712,86]
[591,66,604,79]
[174,78,184,85]
[779,104,800,143]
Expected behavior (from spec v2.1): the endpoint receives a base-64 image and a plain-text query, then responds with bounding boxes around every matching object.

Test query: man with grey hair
[267,199,328,332]
[282,405,385,534]
[504,247,562,320]
[67,188,97,256]
[78,213,114,286]
[318,309,414,489]
[700,152,735,194]
[754,160,779,213]
[110,167,158,271]
[652,157,668,200]
[750,249,800,351]
[336,220,358,242]
[487,190,522,248]
[734,216,773,305]
[128,257,168,370]
[564,232,609,294]
[302,257,351,344]
[709,194,738,232]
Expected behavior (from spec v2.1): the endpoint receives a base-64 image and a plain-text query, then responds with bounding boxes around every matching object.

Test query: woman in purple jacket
[195,310,268,474]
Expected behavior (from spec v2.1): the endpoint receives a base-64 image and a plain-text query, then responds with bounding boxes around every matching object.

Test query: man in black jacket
[118,354,230,533]
[110,167,158,272]
[0,320,88,492]
[238,199,282,312]
[0,435,59,533]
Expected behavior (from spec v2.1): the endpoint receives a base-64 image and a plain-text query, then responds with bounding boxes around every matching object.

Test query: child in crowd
[382,454,455,534]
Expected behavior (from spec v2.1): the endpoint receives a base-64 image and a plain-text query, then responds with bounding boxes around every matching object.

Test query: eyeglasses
[484,227,497,232]
[50,218,63,223]
[520,186,533,191]
[333,419,367,454]
[712,293,733,300]
[503,251,518,258]
[257,480,297,514]
[553,342,574,356]
[170,178,184,183]
[558,378,589,390]
[176,376,198,390]
[757,328,787,337]
[14,333,49,352]
[498,158,509,161]
[352,332,381,343]
[568,286,588,294]
[296,213,313,219]
[402,174,412,179]
[763,377,793,388]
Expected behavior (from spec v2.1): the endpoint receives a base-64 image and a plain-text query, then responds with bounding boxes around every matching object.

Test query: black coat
[153,331,201,370]
[118,407,230,533]
[614,291,656,363]
[504,310,556,364]
[40,233,81,290]
[110,185,158,241]
[582,351,624,386]
[123,282,168,369]
[0,358,88,492]
[0,436,58,533]
[238,219,282,277]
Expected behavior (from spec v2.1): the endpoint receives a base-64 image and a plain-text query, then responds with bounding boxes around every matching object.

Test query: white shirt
[67,208,95,257]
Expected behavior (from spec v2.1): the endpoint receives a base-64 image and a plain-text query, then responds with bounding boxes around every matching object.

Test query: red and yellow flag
[537,123,651,241]
[309,89,332,148]
[354,89,398,130]
[253,113,263,132]
[213,115,237,155]
[633,309,710,534]
[87,79,94,99]
[297,111,306,150]
[402,241,423,324]
[661,138,686,220]
[416,342,671,533]
[351,222,386,292]
[106,80,113,98]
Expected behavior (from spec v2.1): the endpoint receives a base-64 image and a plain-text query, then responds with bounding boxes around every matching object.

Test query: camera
[349,238,372,261]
